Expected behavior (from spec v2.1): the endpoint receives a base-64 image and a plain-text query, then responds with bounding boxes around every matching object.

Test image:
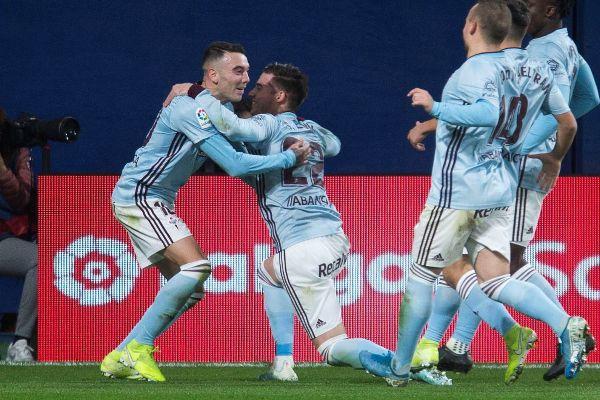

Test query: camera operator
[0,108,37,362]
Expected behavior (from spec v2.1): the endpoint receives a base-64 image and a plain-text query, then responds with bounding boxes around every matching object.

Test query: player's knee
[442,267,461,288]
[317,334,348,366]
[180,259,212,283]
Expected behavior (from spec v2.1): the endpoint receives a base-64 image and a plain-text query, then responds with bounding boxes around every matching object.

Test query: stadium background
[1,0,599,363]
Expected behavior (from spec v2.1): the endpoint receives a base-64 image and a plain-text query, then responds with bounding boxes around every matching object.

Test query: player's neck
[532,21,563,39]
[501,39,523,49]
[201,80,228,103]
[467,42,502,58]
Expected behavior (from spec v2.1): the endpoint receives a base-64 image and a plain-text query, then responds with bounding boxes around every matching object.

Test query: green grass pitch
[0,364,599,400]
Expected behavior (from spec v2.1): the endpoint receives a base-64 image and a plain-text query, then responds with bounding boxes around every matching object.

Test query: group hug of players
[98,0,599,388]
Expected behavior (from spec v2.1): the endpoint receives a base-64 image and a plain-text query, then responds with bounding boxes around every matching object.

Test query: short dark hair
[550,0,576,18]
[472,0,511,44]
[202,41,246,70]
[506,0,530,39]
[263,63,309,110]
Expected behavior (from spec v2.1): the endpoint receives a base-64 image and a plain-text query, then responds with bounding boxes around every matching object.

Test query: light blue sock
[423,281,461,343]
[393,265,437,376]
[263,285,295,356]
[481,276,569,337]
[462,285,515,336]
[128,272,200,346]
[452,302,482,345]
[327,338,391,369]
[456,270,516,337]
[513,264,565,313]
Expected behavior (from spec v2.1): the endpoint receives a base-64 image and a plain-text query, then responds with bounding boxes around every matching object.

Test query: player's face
[248,73,279,115]
[527,0,553,36]
[215,52,250,103]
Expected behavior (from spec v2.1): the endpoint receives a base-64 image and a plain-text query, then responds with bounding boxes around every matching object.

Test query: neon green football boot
[100,349,138,379]
[120,340,166,382]
[411,338,440,369]
[504,324,537,385]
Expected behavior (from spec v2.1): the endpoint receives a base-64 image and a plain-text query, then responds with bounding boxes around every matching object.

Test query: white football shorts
[412,204,512,268]
[265,231,350,340]
[511,187,545,248]
[112,201,192,268]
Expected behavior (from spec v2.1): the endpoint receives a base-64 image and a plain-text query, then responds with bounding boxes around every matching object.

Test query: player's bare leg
[261,256,395,379]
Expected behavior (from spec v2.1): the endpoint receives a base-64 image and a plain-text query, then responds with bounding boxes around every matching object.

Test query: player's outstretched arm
[407,118,437,151]
[197,134,309,177]
[407,88,498,127]
[196,93,276,143]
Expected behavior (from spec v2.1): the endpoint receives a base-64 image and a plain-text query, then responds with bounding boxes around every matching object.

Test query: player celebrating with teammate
[360,0,589,387]
[411,0,599,381]
[100,42,310,382]
[169,62,396,378]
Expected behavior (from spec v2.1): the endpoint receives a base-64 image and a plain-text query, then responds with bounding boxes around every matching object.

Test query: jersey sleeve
[196,134,296,177]
[304,120,341,157]
[431,99,499,127]
[521,114,558,154]
[167,96,218,143]
[571,56,600,118]
[193,91,278,143]
[541,78,571,116]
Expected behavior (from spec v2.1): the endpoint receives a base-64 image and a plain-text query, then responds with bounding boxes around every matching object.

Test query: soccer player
[360,0,587,387]
[511,0,599,380]
[173,62,396,379]
[411,0,599,380]
[100,42,310,382]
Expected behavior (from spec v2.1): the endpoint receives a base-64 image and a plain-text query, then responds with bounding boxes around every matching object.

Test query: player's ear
[275,90,287,105]
[469,20,478,36]
[207,67,219,85]
[545,5,558,19]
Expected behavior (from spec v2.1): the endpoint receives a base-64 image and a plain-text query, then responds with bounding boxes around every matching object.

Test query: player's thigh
[162,236,207,266]
[273,232,350,341]
[471,245,510,281]
[113,202,202,268]
[463,207,512,280]
[313,323,347,349]
[411,205,471,268]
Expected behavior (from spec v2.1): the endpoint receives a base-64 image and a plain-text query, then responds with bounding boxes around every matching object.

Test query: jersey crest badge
[196,108,213,130]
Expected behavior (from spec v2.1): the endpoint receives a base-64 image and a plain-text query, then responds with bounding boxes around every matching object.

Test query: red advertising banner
[38,176,600,363]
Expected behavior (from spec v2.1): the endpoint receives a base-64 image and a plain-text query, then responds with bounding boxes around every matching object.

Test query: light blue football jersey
[499,48,570,194]
[112,95,295,207]
[521,28,580,193]
[426,52,513,209]
[192,92,343,251]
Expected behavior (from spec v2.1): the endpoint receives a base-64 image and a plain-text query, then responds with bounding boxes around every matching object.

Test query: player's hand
[407,121,429,151]
[529,152,561,192]
[289,139,311,165]
[162,83,193,107]
[407,88,434,113]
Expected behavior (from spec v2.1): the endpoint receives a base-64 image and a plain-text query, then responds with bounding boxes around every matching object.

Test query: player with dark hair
[165,61,396,381]
[100,41,310,382]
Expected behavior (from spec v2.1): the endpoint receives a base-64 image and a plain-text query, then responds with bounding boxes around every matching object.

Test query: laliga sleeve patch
[196,108,213,130]
[482,79,498,98]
